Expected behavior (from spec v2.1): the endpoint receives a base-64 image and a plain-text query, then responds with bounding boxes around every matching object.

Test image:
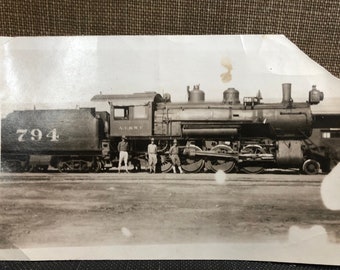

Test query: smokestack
[282,83,293,104]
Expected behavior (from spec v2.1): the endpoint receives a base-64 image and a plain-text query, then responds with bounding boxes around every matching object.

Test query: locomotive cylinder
[276,140,304,167]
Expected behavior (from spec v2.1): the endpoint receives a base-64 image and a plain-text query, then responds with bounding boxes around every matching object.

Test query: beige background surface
[0,0,339,78]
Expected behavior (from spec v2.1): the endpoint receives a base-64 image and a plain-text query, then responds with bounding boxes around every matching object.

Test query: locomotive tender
[1,83,328,174]
[1,108,109,172]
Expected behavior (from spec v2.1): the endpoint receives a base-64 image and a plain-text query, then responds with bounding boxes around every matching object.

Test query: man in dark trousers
[117,135,129,173]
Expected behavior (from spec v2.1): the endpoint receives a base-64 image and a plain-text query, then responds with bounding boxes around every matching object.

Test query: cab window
[321,130,340,138]
[114,107,129,120]
[133,106,148,119]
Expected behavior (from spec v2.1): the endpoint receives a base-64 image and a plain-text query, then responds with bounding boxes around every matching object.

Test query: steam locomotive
[1,83,330,174]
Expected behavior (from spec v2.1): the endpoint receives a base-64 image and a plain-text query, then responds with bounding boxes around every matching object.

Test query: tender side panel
[1,108,101,154]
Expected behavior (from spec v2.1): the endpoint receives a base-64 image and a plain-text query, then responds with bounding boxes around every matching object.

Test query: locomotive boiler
[92,83,326,174]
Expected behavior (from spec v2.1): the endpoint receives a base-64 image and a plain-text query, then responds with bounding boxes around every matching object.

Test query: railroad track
[0,172,324,186]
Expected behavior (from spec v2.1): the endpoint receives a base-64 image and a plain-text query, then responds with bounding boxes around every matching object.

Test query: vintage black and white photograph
[1,35,340,264]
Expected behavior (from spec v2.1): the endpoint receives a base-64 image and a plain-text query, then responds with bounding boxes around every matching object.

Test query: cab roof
[91,92,164,106]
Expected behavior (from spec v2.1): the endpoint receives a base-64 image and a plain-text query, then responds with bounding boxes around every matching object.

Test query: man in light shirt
[147,138,157,173]
[169,139,183,174]
[117,135,129,173]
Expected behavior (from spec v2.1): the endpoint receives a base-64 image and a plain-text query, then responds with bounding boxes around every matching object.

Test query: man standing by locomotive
[147,138,157,173]
[169,139,183,174]
[117,135,129,173]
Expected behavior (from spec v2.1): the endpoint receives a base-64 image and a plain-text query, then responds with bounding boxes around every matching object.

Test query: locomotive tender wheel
[28,165,35,172]
[2,161,13,172]
[205,145,236,173]
[181,145,205,173]
[2,160,25,172]
[39,165,49,172]
[81,163,89,173]
[302,159,320,175]
[29,165,49,173]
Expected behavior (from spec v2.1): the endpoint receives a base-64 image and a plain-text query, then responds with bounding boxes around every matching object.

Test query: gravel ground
[0,172,339,250]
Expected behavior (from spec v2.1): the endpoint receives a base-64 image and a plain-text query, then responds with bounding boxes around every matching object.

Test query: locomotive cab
[91,92,164,138]
[111,104,152,137]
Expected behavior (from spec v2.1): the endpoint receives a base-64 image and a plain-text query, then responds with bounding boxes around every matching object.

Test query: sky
[1,35,339,116]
